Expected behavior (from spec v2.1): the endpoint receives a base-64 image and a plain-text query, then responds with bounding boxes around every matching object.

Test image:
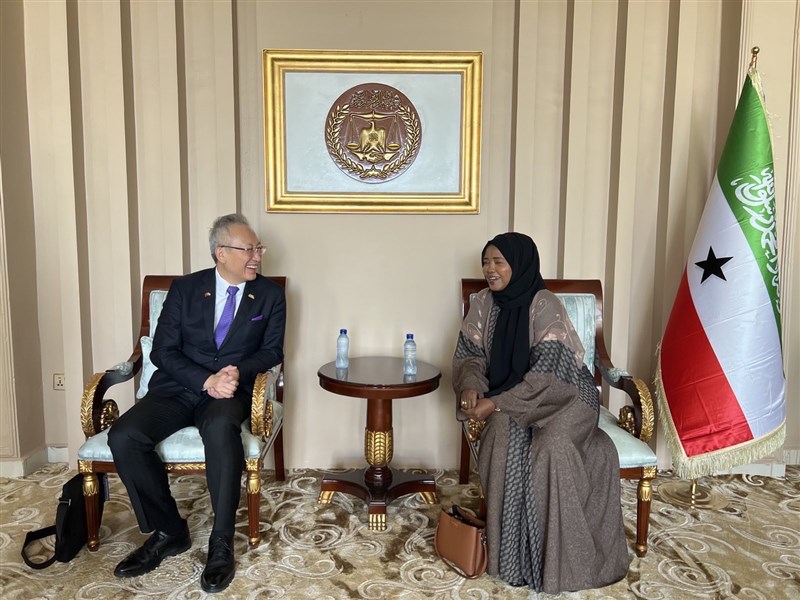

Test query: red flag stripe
[660,271,753,456]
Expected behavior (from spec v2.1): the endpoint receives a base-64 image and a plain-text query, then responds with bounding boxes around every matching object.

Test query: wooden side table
[317,356,441,531]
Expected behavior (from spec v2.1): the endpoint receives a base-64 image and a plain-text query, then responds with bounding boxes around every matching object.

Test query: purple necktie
[215,285,239,348]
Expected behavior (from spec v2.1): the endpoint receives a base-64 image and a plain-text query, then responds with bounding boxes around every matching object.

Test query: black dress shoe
[200,534,235,593]
[114,524,192,578]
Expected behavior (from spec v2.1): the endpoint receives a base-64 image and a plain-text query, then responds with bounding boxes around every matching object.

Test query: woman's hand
[461,394,497,421]
[459,389,480,411]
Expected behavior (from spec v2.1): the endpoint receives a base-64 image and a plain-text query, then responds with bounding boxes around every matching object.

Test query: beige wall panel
[511,0,568,275]
[1,0,44,461]
[184,0,237,271]
[561,0,618,278]
[130,0,184,276]
[251,1,501,467]
[483,0,516,240]
[0,182,17,456]
[656,0,722,467]
[235,0,262,218]
[22,0,73,449]
[781,3,800,454]
[77,0,135,414]
[608,1,669,418]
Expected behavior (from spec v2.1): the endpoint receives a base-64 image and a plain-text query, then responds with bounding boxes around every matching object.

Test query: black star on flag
[695,246,733,283]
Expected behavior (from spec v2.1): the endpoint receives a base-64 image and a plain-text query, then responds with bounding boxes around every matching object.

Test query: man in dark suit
[108,214,285,593]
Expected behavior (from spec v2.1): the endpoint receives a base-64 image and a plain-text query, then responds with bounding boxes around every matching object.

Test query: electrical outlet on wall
[53,373,65,390]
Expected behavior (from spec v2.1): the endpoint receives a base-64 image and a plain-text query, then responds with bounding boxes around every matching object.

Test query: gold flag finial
[749,46,760,69]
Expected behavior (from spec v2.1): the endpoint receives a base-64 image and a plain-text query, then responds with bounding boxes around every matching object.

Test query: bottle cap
[406,333,414,339]
[340,329,347,334]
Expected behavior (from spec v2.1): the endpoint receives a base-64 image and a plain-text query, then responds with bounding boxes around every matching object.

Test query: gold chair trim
[618,405,636,437]
[638,478,653,502]
[466,418,485,443]
[164,462,206,472]
[100,400,119,431]
[246,471,261,494]
[80,372,105,437]
[251,372,267,437]
[633,377,655,443]
[82,473,99,497]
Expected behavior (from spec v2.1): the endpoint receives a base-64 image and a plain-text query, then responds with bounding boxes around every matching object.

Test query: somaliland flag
[656,63,785,480]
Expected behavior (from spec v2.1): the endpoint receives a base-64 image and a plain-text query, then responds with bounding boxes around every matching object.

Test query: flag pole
[749,46,759,69]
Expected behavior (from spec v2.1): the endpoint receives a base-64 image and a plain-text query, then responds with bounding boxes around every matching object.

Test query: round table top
[317,356,441,400]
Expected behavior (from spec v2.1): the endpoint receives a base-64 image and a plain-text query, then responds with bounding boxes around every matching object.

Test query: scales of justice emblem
[324,83,422,183]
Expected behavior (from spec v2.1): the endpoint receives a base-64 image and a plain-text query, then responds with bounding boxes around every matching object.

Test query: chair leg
[246,469,261,549]
[635,476,653,557]
[459,429,471,484]
[273,427,286,482]
[82,472,102,551]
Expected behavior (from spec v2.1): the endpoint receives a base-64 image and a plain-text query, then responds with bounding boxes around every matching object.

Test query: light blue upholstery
[136,336,155,399]
[598,406,657,468]
[149,289,168,336]
[556,293,596,375]
[136,290,168,398]
[557,294,657,467]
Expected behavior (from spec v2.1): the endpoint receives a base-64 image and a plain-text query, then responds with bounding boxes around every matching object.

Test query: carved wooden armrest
[250,363,282,440]
[596,355,654,443]
[80,348,142,438]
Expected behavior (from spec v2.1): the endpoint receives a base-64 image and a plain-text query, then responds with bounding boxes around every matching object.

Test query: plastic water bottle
[336,329,349,368]
[403,333,417,375]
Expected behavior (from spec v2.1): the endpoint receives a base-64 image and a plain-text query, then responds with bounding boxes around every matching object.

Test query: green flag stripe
[716,71,781,337]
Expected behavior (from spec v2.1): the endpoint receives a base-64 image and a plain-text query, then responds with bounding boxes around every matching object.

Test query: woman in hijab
[453,232,629,593]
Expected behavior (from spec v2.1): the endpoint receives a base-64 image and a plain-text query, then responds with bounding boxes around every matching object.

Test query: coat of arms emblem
[325,83,422,183]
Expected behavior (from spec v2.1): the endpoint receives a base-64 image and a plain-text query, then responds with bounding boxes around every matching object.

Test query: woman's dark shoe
[113,524,192,577]
[200,534,235,593]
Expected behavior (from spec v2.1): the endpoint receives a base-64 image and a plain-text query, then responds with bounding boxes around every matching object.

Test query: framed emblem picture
[263,49,483,213]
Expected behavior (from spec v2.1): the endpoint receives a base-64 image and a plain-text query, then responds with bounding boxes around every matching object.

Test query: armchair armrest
[80,346,143,437]
[250,363,283,440]
[596,354,654,443]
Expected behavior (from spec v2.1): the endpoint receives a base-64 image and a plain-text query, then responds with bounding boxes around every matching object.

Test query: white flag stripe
[688,178,785,438]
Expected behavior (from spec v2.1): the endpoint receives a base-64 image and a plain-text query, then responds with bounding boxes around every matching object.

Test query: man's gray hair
[209,213,251,263]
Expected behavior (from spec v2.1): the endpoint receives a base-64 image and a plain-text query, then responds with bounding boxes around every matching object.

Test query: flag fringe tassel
[655,347,786,480]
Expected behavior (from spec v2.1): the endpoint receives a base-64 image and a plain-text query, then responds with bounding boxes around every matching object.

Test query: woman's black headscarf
[483,232,546,397]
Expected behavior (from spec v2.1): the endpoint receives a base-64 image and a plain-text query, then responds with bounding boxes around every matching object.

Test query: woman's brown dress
[453,288,629,593]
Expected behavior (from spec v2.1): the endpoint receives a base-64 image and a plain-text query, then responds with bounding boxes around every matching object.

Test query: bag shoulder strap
[21,526,58,569]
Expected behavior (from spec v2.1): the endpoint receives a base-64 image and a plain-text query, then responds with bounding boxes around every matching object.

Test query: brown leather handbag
[434,505,488,578]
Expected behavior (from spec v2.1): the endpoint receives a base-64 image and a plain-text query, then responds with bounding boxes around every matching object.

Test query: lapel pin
[203,292,212,298]
[248,293,255,299]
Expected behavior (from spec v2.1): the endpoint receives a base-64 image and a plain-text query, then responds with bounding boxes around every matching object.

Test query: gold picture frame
[263,49,482,213]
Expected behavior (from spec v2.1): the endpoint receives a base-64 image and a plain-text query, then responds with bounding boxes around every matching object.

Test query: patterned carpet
[1,464,798,599]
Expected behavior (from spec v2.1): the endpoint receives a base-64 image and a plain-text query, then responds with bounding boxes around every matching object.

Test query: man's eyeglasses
[218,244,267,256]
